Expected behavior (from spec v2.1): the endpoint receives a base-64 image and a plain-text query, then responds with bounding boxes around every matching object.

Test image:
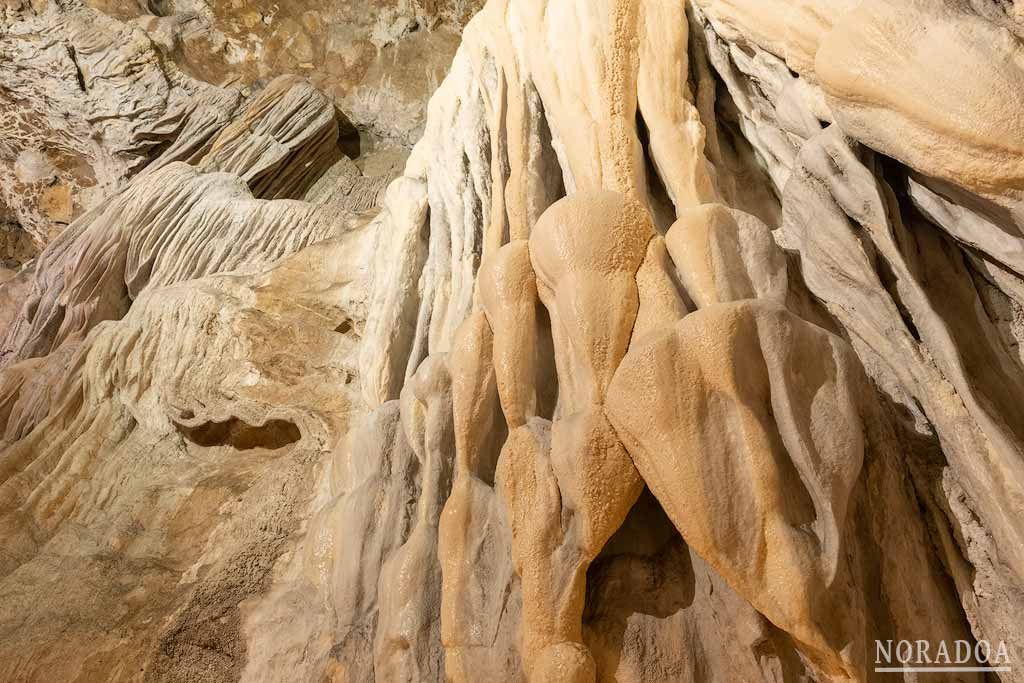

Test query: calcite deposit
[2,0,1024,681]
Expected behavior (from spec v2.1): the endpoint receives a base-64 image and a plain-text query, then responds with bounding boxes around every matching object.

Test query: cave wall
[1,1,1023,681]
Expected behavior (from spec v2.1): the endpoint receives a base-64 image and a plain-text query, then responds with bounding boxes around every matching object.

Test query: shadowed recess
[175,417,301,451]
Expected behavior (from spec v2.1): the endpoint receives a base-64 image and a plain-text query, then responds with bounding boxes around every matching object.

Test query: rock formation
[1,0,1023,681]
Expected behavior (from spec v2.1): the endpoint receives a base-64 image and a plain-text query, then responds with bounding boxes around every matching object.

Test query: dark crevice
[874,251,922,343]
[887,407,982,650]
[634,110,674,234]
[533,300,559,422]
[66,44,87,93]
[527,81,566,212]
[249,123,341,200]
[865,160,925,344]
[709,83,784,227]
[175,417,301,450]
[147,0,166,17]
[335,106,362,159]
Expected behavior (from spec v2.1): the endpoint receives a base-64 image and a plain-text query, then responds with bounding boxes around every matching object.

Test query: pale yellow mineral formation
[0,1,1021,681]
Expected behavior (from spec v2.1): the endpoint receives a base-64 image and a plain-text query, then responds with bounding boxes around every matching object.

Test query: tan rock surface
[2,1,1024,682]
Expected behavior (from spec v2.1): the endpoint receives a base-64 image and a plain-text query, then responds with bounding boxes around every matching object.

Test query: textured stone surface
[2,1,1024,682]
[0,0,479,262]
[80,0,484,147]
[0,0,243,251]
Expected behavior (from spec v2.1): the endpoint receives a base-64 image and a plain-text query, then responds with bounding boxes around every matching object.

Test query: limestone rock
[0,0,244,248]
[86,0,485,147]
[2,1,1024,682]
[606,300,867,677]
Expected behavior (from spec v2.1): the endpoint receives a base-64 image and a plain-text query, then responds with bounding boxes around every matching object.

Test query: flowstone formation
[2,0,1024,681]
[0,0,482,267]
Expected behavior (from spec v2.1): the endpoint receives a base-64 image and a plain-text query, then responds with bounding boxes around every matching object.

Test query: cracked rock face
[2,0,1024,682]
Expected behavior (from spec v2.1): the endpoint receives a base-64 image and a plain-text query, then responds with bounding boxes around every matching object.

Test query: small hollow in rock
[175,416,301,450]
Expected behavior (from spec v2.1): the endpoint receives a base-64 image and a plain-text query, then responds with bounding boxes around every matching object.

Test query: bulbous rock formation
[1,0,1024,681]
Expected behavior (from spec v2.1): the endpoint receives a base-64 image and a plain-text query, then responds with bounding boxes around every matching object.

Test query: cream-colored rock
[693,0,856,78]
[479,240,541,428]
[448,311,502,477]
[439,311,520,681]
[0,230,368,680]
[699,0,1024,662]
[197,75,340,200]
[815,0,1024,198]
[494,421,562,665]
[3,0,1024,681]
[631,236,689,342]
[636,0,719,211]
[375,354,454,681]
[606,300,866,678]
[780,125,1024,664]
[358,175,430,407]
[495,410,642,681]
[0,163,345,367]
[547,409,643,559]
[529,190,652,411]
[665,203,788,308]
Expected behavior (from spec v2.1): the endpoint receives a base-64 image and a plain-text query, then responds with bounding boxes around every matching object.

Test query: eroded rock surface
[2,1,1024,682]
